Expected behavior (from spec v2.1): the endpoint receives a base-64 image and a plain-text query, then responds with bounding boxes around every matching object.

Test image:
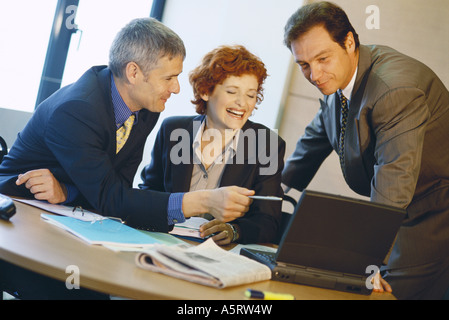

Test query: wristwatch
[227,223,239,242]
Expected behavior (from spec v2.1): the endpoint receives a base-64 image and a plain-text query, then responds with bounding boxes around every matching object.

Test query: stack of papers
[16,198,104,222]
[41,214,185,250]
[14,198,185,251]
[169,217,209,241]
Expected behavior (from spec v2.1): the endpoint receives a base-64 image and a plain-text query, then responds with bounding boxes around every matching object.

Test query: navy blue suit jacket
[0,66,171,231]
[140,115,286,243]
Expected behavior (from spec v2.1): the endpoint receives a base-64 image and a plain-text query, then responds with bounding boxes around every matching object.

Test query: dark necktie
[338,91,348,178]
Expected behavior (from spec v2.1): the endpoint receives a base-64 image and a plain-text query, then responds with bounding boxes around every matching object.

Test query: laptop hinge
[277,263,365,281]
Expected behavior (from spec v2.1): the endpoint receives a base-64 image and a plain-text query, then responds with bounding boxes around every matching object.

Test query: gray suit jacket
[282,45,449,269]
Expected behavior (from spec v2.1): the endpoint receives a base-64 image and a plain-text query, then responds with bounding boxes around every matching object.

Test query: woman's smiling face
[202,74,258,131]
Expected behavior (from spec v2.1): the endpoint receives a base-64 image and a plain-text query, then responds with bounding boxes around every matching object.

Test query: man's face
[128,55,184,113]
[290,25,357,96]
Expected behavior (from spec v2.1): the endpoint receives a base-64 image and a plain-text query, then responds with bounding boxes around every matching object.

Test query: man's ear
[200,93,209,102]
[125,62,139,84]
[345,31,356,54]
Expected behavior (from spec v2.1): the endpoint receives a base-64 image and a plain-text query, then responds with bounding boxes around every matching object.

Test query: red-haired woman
[140,45,285,245]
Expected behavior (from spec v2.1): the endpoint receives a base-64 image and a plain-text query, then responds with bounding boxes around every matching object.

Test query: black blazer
[0,66,171,232]
[140,115,286,244]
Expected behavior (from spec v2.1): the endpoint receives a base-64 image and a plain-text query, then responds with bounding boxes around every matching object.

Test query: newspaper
[135,238,272,288]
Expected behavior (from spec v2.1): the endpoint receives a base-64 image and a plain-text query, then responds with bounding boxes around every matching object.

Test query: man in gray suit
[282,2,449,299]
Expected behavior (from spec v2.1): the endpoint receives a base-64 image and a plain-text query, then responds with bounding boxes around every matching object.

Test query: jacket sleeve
[369,87,429,209]
[282,102,333,191]
[45,100,171,232]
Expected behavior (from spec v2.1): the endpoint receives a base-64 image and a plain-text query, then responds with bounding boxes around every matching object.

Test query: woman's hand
[199,219,239,245]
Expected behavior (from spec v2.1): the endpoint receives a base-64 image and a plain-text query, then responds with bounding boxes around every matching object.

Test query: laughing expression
[202,74,258,131]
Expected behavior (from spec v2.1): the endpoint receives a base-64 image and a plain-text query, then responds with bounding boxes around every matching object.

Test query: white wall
[134,0,304,186]
[161,0,303,128]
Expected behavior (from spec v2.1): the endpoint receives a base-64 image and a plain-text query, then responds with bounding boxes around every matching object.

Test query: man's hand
[182,186,254,223]
[372,271,393,293]
[16,169,67,204]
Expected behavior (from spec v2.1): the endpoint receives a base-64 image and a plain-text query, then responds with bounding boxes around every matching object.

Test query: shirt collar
[340,67,358,101]
[192,117,240,165]
[111,74,138,129]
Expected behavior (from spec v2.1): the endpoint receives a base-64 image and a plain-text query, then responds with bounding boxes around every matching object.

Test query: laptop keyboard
[240,248,277,266]
[254,251,276,264]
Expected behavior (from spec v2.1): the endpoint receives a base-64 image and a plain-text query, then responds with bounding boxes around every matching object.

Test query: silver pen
[248,195,283,201]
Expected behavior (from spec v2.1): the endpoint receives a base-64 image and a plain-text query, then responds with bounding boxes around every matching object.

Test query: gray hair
[109,18,186,79]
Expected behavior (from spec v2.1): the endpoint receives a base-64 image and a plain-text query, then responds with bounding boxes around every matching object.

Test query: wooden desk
[0,200,395,300]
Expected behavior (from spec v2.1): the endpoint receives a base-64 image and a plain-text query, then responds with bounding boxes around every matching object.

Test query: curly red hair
[189,45,268,114]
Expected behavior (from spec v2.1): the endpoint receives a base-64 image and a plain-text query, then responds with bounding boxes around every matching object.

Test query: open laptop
[240,190,405,295]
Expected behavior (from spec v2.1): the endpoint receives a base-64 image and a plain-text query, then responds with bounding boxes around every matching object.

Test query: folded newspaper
[135,238,272,288]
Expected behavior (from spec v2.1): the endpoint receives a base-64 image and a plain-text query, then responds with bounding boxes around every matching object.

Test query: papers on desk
[15,198,104,222]
[41,214,184,249]
[169,216,209,241]
[136,238,272,288]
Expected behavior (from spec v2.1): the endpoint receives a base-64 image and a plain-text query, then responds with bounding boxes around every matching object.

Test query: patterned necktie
[116,114,135,153]
[338,91,349,178]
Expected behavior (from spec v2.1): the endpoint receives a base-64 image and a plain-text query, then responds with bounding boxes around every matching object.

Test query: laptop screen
[276,190,405,276]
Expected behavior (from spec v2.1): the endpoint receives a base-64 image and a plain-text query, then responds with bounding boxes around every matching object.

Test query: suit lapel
[220,163,248,187]
[342,45,375,195]
[170,116,201,192]
[220,121,253,187]
[320,46,375,195]
[352,45,373,97]
[96,67,117,157]
[321,95,341,150]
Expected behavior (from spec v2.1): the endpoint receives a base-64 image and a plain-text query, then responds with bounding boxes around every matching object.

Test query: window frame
[35,0,165,108]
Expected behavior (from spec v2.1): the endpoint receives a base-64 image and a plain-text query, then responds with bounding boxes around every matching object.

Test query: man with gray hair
[0,17,256,300]
[0,17,254,234]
